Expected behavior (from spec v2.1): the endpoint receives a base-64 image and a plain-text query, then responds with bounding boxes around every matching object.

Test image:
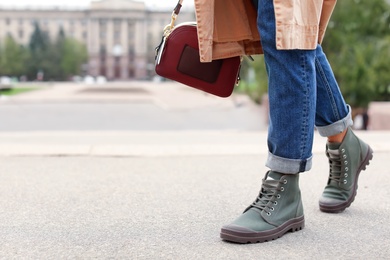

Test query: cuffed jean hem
[316,105,353,137]
[266,152,313,174]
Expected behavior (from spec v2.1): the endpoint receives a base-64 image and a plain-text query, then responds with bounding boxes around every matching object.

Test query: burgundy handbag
[155,1,241,98]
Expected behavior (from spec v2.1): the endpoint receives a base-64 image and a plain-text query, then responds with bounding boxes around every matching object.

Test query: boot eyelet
[267,212,271,216]
[343,180,347,184]
[342,149,346,153]
[281,187,285,192]
[344,161,348,165]
[344,173,348,177]
[343,155,347,159]
[271,207,275,211]
[274,201,278,205]
[277,194,281,199]
[345,167,349,172]
[283,179,288,184]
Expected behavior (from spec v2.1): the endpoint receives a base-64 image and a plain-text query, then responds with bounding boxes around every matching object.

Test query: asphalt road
[0,153,389,259]
[0,102,264,132]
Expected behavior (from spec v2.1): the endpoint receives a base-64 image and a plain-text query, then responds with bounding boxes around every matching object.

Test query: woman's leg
[220,0,310,243]
[260,4,317,174]
[314,44,352,136]
[313,45,373,213]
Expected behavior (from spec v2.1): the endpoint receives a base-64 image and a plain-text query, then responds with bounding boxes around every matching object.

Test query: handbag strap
[169,0,184,30]
[155,0,185,61]
[173,0,184,16]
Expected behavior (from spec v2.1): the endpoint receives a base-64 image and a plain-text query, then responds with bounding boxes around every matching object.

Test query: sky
[0,0,192,9]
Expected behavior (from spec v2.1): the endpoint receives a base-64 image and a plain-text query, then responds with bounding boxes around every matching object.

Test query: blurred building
[0,0,195,80]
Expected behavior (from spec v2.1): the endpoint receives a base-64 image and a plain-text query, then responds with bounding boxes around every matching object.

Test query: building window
[99,43,107,77]
[129,47,134,62]
[18,30,24,39]
[100,45,107,55]
[114,56,121,78]
[99,18,107,41]
[114,19,122,26]
[128,23,135,41]
[114,31,121,43]
[99,19,107,26]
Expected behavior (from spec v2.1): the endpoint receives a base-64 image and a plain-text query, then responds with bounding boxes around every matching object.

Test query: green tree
[323,0,390,108]
[46,27,67,80]
[26,22,51,80]
[25,23,88,81]
[370,36,390,102]
[60,38,88,78]
[237,56,268,104]
[0,35,28,77]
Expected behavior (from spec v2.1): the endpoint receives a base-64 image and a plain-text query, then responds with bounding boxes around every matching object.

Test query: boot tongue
[266,171,283,181]
[328,149,340,159]
[327,142,341,150]
[327,142,342,161]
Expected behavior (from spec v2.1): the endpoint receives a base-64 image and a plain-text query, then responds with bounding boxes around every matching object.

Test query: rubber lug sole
[220,216,304,244]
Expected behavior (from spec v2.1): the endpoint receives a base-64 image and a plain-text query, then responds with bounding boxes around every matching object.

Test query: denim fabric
[257,0,352,174]
[314,45,353,136]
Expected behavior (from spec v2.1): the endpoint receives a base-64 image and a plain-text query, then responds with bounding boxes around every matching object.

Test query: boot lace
[248,178,285,215]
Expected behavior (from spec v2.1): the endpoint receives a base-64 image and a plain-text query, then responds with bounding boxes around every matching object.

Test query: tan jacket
[194,0,337,62]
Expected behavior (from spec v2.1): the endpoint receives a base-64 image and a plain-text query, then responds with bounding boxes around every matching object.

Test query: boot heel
[360,146,373,172]
[290,217,305,233]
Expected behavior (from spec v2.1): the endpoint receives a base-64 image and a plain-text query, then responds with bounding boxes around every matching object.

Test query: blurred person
[194,0,374,243]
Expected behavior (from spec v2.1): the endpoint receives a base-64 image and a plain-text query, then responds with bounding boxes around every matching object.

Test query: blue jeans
[257,0,353,174]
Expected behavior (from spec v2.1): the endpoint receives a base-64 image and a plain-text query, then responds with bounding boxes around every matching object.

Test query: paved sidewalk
[0,130,389,259]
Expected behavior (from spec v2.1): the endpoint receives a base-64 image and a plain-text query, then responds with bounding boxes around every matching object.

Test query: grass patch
[0,87,40,96]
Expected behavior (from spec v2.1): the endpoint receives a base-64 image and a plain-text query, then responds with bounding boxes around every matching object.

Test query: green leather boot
[220,171,304,243]
[319,128,373,213]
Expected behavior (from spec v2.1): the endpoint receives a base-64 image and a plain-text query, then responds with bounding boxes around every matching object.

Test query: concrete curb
[0,131,388,157]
